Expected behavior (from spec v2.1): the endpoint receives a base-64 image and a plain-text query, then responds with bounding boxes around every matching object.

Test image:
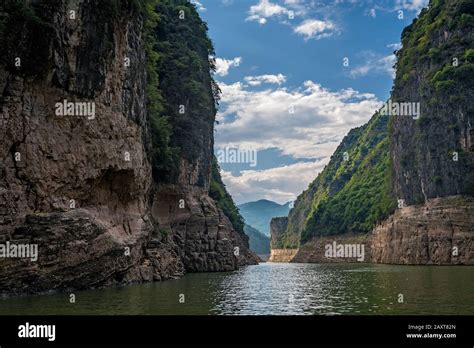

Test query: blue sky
[193,0,428,204]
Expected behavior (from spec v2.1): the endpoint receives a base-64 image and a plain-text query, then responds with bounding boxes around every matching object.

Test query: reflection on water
[1,263,473,315]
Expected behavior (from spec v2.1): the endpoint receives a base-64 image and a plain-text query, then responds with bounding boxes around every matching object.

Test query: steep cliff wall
[268,217,291,261]
[0,0,256,296]
[390,0,474,204]
[371,196,474,265]
[293,234,371,263]
[270,0,474,265]
[270,216,288,249]
[372,0,474,264]
[275,110,395,250]
[0,0,154,295]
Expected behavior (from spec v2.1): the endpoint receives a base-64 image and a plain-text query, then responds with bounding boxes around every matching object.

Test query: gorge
[270,0,474,265]
[0,0,473,309]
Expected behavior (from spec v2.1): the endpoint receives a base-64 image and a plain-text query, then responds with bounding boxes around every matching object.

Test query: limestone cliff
[270,0,474,265]
[268,217,293,262]
[268,249,298,263]
[371,196,474,265]
[369,0,474,264]
[0,0,257,296]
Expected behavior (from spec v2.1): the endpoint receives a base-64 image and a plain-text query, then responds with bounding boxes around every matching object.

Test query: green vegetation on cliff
[396,0,474,95]
[277,112,396,248]
[141,0,221,184]
[244,224,270,255]
[141,0,177,182]
[302,113,396,242]
[209,157,245,234]
[391,0,474,201]
[141,1,245,238]
[276,0,473,249]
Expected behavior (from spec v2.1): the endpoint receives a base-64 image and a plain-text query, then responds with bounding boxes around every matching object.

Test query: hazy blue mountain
[244,224,270,255]
[238,199,291,236]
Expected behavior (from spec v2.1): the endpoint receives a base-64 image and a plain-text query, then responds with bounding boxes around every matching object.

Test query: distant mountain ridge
[238,199,291,236]
[244,224,270,255]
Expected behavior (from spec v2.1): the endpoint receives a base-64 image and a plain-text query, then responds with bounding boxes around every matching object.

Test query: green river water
[1,263,473,315]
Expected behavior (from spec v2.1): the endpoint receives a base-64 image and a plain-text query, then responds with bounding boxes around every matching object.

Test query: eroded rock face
[371,196,474,265]
[269,217,297,262]
[0,209,152,295]
[0,0,153,295]
[268,1,474,266]
[372,1,474,266]
[150,185,258,274]
[292,234,372,264]
[0,1,257,296]
[268,249,298,263]
[390,1,474,205]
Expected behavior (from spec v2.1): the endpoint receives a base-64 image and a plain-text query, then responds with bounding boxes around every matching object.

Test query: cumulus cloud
[215,80,381,202]
[244,74,286,86]
[216,79,381,160]
[293,19,338,40]
[246,0,289,24]
[215,57,242,76]
[348,51,397,79]
[245,1,338,41]
[221,160,329,204]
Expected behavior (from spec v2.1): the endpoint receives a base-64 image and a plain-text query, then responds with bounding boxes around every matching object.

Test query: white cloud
[215,79,381,203]
[293,19,338,40]
[216,79,381,160]
[387,42,402,51]
[190,0,206,12]
[221,160,329,204]
[247,14,268,25]
[245,1,338,41]
[244,74,286,86]
[349,51,397,78]
[369,8,376,18]
[215,57,242,76]
[246,0,289,24]
[395,0,429,12]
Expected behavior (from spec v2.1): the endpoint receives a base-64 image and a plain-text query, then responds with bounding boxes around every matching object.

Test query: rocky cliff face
[372,0,474,264]
[390,0,474,205]
[270,0,473,265]
[371,196,474,265]
[268,217,296,262]
[268,248,298,263]
[272,109,395,250]
[292,234,371,264]
[0,0,257,296]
